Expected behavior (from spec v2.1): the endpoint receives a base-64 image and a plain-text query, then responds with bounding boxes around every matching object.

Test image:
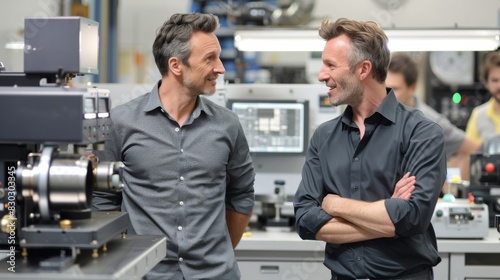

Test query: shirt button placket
[176,125,186,266]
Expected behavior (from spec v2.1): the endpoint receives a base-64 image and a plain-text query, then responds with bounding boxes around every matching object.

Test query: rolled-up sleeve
[385,120,446,236]
[225,123,255,215]
[294,131,333,240]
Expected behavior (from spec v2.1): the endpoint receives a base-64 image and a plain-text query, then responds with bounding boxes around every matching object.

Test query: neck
[158,78,198,126]
[352,83,386,121]
[404,97,415,107]
[351,82,386,138]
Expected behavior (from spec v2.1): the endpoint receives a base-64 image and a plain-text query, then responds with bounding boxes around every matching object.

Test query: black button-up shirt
[294,89,446,279]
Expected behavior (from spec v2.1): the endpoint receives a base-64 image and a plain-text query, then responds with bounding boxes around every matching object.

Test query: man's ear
[359,60,372,81]
[409,83,417,93]
[169,57,182,76]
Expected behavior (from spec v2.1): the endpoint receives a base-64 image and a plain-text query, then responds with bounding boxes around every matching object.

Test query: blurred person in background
[466,51,500,145]
[386,52,482,182]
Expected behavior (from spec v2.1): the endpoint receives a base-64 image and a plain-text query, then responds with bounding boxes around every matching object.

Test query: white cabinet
[236,229,500,280]
[448,253,500,280]
[236,233,330,280]
[238,260,330,280]
[237,253,448,280]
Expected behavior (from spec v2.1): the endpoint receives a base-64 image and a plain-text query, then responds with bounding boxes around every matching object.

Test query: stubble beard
[184,78,216,97]
[330,76,364,107]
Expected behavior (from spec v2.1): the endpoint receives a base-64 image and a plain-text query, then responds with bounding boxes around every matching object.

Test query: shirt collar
[341,88,397,125]
[142,80,214,117]
[377,88,398,124]
[143,80,163,112]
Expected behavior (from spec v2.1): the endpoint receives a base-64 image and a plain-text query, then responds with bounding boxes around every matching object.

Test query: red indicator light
[485,163,495,173]
[460,95,469,105]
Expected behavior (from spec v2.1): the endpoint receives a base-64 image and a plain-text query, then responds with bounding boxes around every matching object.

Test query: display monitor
[227,99,309,154]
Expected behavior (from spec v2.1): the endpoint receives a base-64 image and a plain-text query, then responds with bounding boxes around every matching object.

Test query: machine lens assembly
[16,146,123,222]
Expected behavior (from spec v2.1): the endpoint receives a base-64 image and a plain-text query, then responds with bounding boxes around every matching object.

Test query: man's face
[317,34,364,107]
[485,66,500,103]
[386,71,415,106]
[182,31,225,96]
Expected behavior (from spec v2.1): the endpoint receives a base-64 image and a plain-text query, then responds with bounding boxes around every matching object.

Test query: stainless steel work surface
[0,235,166,280]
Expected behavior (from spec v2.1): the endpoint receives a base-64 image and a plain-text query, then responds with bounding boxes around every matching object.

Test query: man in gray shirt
[92,13,255,280]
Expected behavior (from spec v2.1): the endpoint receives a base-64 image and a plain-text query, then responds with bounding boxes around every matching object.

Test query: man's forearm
[320,173,415,239]
[324,196,395,237]
[315,217,381,244]
[226,209,252,248]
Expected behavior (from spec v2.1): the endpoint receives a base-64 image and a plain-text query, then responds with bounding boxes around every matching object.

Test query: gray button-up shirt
[93,81,255,280]
[294,90,446,279]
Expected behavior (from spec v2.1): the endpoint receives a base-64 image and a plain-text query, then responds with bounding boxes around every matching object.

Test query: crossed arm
[315,172,416,244]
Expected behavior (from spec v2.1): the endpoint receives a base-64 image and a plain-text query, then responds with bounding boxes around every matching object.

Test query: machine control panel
[469,153,500,227]
[470,154,500,187]
[432,199,489,239]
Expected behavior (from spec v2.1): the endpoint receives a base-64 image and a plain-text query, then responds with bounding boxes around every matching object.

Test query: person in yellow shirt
[466,51,500,143]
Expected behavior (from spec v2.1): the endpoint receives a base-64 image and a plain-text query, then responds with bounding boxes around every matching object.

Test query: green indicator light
[452,92,461,104]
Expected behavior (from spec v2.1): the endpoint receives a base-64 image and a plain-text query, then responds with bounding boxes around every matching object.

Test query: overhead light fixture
[385,29,500,52]
[234,28,500,52]
[5,41,25,50]
[234,29,324,52]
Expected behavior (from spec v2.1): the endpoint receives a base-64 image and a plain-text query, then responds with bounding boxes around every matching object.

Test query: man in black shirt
[294,18,446,280]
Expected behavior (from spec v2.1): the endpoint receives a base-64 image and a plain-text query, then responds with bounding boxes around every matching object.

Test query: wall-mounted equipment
[429,51,475,86]
[227,99,309,155]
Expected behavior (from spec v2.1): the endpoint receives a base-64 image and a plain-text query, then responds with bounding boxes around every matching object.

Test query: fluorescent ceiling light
[5,41,25,50]
[385,29,500,52]
[234,28,500,52]
[235,29,324,52]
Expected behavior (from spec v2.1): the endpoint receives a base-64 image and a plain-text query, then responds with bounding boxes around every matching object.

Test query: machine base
[20,211,129,249]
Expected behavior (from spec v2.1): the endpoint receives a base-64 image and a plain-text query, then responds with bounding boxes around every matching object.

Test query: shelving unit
[191,0,241,83]
[191,0,285,83]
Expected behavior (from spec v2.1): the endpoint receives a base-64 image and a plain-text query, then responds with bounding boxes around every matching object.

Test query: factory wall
[1,0,499,74]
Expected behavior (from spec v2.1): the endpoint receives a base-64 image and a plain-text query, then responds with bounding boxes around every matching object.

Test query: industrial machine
[496,214,500,233]
[432,199,489,239]
[469,136,500,228]
[253,180,295,229]
[0,17,165,279]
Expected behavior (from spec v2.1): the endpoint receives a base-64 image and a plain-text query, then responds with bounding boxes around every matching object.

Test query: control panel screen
[227,99,309,154]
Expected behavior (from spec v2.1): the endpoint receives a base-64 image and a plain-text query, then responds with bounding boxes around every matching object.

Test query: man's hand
[392,172,415,200]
